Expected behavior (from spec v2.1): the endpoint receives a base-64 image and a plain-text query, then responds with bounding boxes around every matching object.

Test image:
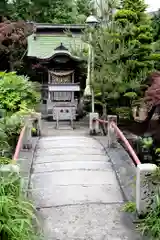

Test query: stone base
[89,112,99,135]
[136,163,157,215]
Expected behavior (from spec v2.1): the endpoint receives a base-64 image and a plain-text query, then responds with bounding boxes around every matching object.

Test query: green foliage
[0,1,9,17]
[115,0,154,81]
[9,0,93,24]
[151,9,160,42]
[0,72,40,156]
[123,168,160,239]
[155,148,160,155]
[114,107,132,119]
[150,40,160,70]
[141,137,153,149]
[1,114,24,154]
[122,201,136,213]
[76,0,95,23]
[0,72,40,114]
[90,18,144,115]
[137,194,160,239]
[124,92,137,99]
[0,157,11,164]
[150,167,160,183]
[0,173,40,240]
[123,193,160,239]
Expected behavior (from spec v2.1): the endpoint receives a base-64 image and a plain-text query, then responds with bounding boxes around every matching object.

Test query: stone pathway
[30,134,141,240]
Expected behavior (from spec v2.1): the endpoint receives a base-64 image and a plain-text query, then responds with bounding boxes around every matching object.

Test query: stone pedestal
[0,164,19,174]
[107,115,117,147]
[23,116,32,149]
[136,163,157,215]
[89,112,99,135]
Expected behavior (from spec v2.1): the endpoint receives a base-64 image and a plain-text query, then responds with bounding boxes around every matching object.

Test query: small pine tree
[151,9,160,42]
[90,14,143,117]
[151,9,160,71]
[114,0,154,80]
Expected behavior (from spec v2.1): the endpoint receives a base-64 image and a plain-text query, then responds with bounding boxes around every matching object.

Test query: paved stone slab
[37,141,103,149]
[34,154,109,163]
[31,170,118,187]
[39,136,94,141]
[38,204,140,240]
[29,184,123,207]
[33,161,111,173]
[30,134,139,240]
[35,147,106,157]
[38,136,100,143]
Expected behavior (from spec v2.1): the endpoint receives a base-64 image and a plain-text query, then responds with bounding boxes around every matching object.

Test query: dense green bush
[0,72,40,157]
[0,72,41,239]
[0,173,40,240]
[0,72,40,114]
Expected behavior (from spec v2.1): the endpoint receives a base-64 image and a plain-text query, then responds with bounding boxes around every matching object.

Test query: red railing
[94,118,141,166]
[12,126,26,162]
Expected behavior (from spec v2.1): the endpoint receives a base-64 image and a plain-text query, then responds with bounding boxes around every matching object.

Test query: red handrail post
[13,126,26,162]
[111,121,141,165]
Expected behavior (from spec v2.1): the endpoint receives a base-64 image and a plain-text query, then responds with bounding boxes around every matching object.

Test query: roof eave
[27,51,83,62]
[34,23,86,31]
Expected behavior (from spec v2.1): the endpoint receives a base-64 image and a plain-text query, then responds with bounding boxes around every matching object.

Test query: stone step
[29,184,123,208]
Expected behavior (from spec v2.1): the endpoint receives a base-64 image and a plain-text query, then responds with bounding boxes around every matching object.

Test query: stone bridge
[28,125,141,240]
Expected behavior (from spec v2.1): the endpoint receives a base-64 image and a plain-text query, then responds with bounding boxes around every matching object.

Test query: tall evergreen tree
[150,9,160,71]
[76,0,95,23]
[114,0,154,81]
[87,2,144,117]
[151,9,160,42]
[10,0,94,23]
[0,0,10,21]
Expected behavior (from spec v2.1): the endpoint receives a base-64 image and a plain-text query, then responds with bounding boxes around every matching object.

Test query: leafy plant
[0,72,40,114]
[0,157,11,164]
[141,137,153,149]
[122,201,136,213]
[124,92,137,99]
[115,107,132,119]
[137,194,160,239]
[0,173,41,240]
[150,167,160,183]
[0,114,24,155]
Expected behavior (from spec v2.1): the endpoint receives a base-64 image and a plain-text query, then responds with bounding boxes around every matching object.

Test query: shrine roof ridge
[33,23,86,30]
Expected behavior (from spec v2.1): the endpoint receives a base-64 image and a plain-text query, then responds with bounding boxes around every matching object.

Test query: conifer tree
[151,9,160,42]
[114,0,154,80]
[89,1,144,117]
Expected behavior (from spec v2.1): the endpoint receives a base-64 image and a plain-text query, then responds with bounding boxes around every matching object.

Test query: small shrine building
[27,23,87,121]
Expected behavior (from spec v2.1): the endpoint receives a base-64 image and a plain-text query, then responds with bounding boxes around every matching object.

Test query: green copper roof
[27,34,86,59]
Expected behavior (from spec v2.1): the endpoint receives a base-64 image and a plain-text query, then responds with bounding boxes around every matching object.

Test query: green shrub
[0,157,11,164]
[115,107,132,119]
[0,114,24,157]
[137,194,160,239]
[122,201,136,213]
[0,72,40,114]
[0,173,41,240]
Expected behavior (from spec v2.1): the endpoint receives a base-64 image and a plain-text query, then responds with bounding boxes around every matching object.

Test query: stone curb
[0,137,39,195]
[94,136,136,202]
[17,137,39,194]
